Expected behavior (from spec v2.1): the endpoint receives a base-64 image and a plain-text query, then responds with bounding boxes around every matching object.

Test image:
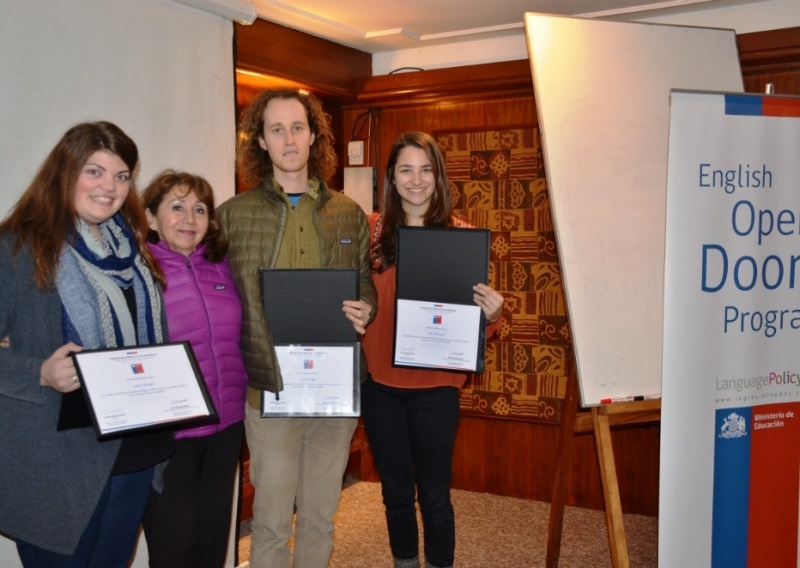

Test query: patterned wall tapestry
[435,126,572,424]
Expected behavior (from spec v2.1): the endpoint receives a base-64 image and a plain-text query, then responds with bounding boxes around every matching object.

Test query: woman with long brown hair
[0,121,174,567]
[361,131,504,568]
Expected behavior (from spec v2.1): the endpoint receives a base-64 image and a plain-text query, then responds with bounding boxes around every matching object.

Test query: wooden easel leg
[592,407,630,568]
[545,372,580,568]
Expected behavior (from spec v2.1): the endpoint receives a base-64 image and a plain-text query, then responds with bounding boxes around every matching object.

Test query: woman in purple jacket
[141,170,248,567]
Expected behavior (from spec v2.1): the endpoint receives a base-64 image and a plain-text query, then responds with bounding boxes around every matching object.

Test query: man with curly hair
[218,89,377,567]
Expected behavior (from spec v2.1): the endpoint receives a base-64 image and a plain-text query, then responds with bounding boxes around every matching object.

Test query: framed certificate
[394,226,490,373]
[70,341,218,439]
[394,299,483,371]
[261,343,360,417]
[260,268,361,417]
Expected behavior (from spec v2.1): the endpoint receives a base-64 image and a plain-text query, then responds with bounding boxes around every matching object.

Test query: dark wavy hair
[0,121,164,288]
[373,131,454,272]
[141,169,228,263]
[236,89,337,187]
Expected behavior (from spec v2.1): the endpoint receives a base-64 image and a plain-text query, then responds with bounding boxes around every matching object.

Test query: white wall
[372,0,800,75]
[0,0,237,219]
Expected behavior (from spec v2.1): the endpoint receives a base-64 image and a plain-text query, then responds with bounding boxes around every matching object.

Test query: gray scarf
[56,215,163,348]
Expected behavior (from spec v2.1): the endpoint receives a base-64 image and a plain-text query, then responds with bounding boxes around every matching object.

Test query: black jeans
[361,377,459,568]
[142,422,244,568]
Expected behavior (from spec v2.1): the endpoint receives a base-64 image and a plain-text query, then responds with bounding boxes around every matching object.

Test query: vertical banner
[661,91,800,567]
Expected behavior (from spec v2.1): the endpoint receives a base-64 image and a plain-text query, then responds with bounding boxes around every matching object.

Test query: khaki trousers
[245,404,356,568]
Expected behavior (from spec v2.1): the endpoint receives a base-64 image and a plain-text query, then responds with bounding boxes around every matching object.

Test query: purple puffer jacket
[149,240,248,439]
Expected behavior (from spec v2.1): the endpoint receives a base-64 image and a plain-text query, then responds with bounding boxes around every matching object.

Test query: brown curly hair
[236,89,337,188]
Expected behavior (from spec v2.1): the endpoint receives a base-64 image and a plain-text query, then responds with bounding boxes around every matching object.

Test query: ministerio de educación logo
[719,412,748,439]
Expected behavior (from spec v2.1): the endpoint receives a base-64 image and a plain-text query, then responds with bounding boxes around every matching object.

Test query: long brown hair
[373,131,454,272]
[141,169,228,263]
[236,89,337,188]
[0,121,164,288]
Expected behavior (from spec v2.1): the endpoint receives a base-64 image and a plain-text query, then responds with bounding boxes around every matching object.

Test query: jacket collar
[263,175,328,202]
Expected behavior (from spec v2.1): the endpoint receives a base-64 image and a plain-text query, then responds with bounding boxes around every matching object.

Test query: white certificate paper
[72,342,216,438]
[394,299,483,371]
[262,344,359,417]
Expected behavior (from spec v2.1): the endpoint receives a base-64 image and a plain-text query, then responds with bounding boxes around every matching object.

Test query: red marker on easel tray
[600,395,645,404]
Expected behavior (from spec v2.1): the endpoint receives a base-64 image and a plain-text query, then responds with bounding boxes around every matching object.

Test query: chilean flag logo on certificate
[432,315,443,325]
[131,363,145,374]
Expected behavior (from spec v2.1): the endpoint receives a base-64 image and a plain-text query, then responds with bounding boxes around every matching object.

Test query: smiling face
[73,150,131,233]
[145,185,209,256]
[393,146,436,222]
[258,96,315,181]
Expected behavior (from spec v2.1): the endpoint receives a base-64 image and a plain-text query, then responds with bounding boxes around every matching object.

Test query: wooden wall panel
[344,96,539,201]
[354,413,660,513]
[738,26,800,95]
[235,19,370,99]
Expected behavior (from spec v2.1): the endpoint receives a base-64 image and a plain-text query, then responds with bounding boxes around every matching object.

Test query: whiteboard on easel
[524,14,743,406]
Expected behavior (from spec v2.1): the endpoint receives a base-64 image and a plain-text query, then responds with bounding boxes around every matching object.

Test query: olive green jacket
[218,177,377,394]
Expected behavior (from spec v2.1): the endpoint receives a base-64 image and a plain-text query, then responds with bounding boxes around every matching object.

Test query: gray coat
[0,234,156,554]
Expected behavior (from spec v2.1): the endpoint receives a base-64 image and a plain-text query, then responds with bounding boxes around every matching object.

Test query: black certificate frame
[394,226,490,374]
[259,268,362,417]
[259,268,359,344]
[70,341,218,440]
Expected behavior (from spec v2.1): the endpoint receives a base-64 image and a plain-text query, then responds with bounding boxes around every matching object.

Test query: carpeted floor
[237,481,658,567]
